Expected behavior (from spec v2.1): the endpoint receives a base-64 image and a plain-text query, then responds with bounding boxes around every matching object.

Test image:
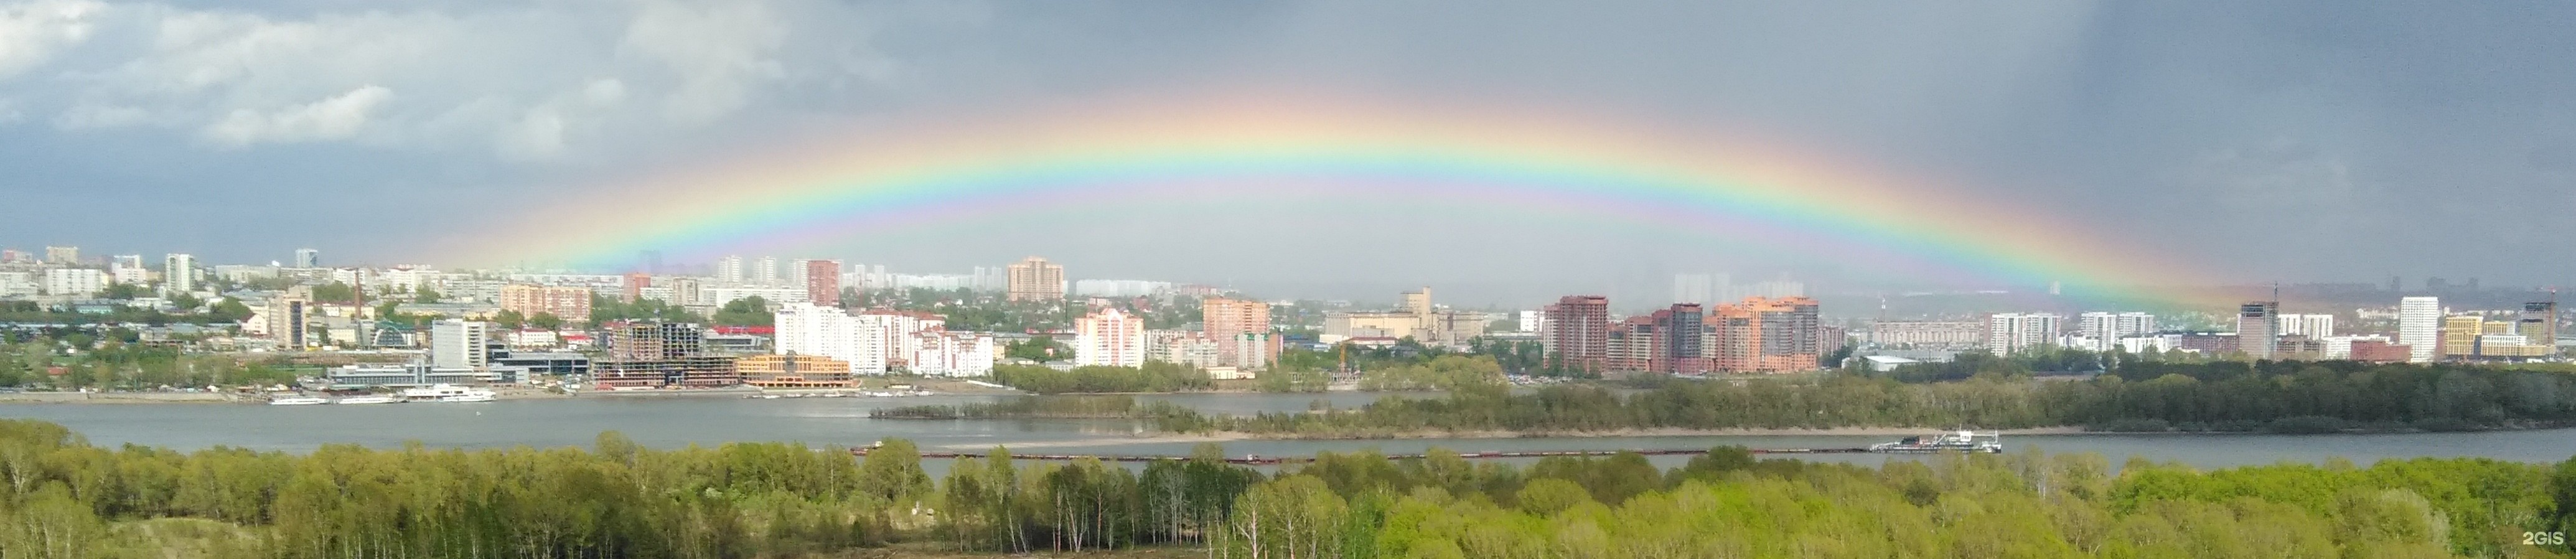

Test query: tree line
[2,419,2572,558]
[0,336,299,389]
[1196,361,2576,436]
[990,362,1212,394]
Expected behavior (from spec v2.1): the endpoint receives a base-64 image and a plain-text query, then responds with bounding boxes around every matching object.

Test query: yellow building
[736,354,855,388]
[2439,316,2483,357]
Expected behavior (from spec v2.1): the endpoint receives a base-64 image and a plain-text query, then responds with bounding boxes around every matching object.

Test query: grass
[813,542,1209,558]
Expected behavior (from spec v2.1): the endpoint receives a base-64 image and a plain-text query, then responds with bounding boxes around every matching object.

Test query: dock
[854,446,1876,465]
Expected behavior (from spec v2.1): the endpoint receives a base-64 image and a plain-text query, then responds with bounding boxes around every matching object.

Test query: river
[5,393,2572,474]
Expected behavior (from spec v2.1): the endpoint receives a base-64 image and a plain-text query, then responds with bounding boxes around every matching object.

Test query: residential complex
[1074,308,1146,367]
[1006,256,1064,302]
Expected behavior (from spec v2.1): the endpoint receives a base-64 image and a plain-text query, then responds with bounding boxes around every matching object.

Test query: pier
[854,446,1876,465]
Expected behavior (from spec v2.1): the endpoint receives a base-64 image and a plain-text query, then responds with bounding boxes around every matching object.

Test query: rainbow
[453,96,2227,306]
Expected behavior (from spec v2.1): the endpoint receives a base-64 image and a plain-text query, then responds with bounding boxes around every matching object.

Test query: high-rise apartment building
[429,319,492,369]
[1074,308,1145,367]
[1006,256,1065,302]
[1705,296,1821,373]
[804,260,841,307]
[775,303,862,373]
[293,248,319,268]
[269,297,309,350]
[621,273,652,303]
[2073,312,2158,350]
[716,255,746,284]
[1628,303,1703,373]
[1985,312,2062,356]
[1202,298,1275,369]
[44,246,78,265]
[775,304,955,374]
[2399,296,2441,363]
[2275,314,2335,339]
[500,284,594,324]
[1541,295,1611,373]
[162,253,196,294]
[2236,301,2279,359]
[752,256,780,286]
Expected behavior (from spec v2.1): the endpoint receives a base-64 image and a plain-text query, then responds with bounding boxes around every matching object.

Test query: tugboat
[1869,431,2003,454]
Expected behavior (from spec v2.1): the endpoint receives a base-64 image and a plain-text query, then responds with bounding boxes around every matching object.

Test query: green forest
[1202,360,2576,437]
[0,337,300,389]
[1,419,2572,558]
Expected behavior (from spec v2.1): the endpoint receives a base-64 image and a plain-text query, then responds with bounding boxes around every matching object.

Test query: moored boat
[268,397,330,406]
[400,384,498,403]
[1868,431,2003,454]
[337,395,400,405]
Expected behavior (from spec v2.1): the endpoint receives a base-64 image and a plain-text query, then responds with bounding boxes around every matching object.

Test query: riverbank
[0,391,242,404]
[979,422,2576,448]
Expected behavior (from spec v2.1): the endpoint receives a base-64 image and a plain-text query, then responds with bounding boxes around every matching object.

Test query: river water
[5,393,2572,473]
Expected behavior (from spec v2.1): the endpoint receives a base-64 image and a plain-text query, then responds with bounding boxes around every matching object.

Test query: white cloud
[7,0,915,160]
[0,0,102,79]
[200,85,390,146]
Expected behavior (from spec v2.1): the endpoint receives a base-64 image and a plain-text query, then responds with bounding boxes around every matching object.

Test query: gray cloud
[1,0,2570,301]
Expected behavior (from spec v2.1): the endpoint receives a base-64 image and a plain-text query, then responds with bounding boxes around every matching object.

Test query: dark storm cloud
[0,0,2567,298]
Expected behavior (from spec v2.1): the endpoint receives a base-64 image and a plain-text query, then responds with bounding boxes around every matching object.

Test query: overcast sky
[2,1,2570,304]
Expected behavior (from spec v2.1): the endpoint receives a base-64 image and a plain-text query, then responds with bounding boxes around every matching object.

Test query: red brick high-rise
[1542,295,1610,373]
[1201,298,1276,369]
[804,260,841,307]
[1706,296,1820,373]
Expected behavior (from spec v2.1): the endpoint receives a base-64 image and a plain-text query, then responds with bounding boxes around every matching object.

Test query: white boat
[337,395,400,405]
[268,397,330,406]
[400,384,498,403]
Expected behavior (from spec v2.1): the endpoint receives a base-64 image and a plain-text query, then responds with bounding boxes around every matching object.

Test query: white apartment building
[2276,314,2336,339]
[0,272,34,298]
[776,303,864,373]
[716,255,746,285]
[1074,308,1146,367]
[1986,313,2062,356]
[110,255,148,285]
[751,256,780,286]
[774,304,952,375]
[44,268,106,296]
[431,319,492,370]
[1872,321,1986,348]
[2074,312,2158,352]
[2399,296,2441,363]
[162,254,197,294]
[1150,331,1225,369]
[911,331,996,377]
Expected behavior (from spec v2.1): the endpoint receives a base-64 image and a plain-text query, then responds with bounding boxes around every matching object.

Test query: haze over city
[6,1,2575,304]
